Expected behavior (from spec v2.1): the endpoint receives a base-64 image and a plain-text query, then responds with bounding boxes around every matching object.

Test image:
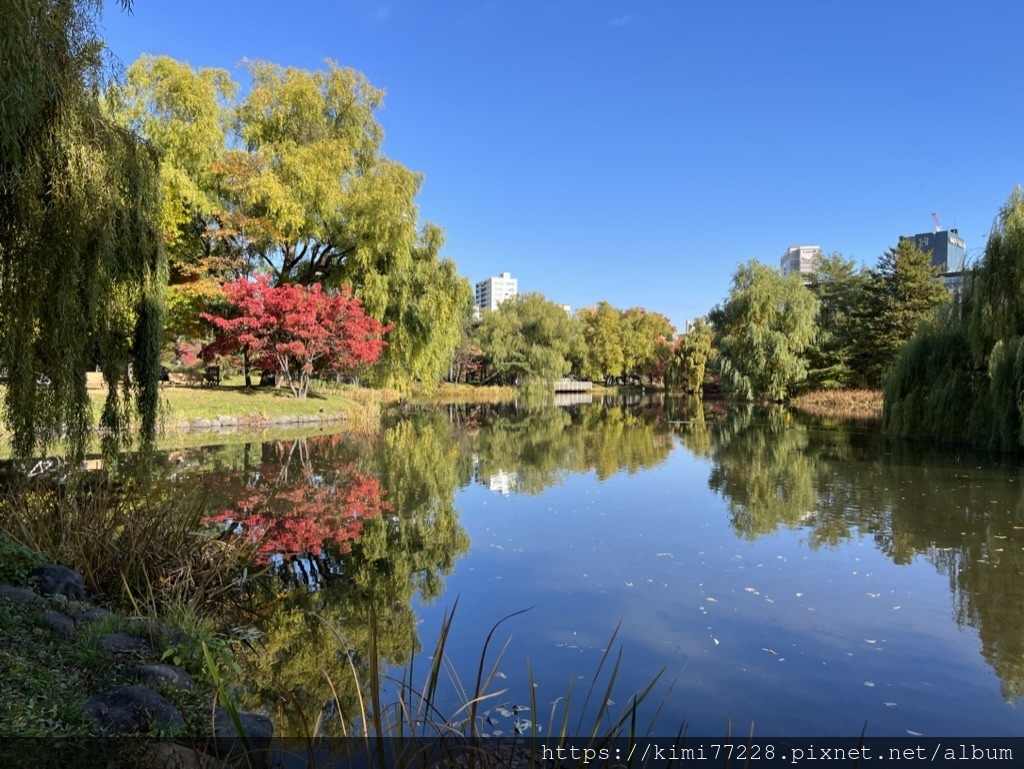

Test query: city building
[899,229,967,292]
[780,245,821,281]
[475,272,518,312]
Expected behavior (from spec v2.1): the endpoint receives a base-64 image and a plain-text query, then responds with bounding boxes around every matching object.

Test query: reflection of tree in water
[206,438,389,564]
[694,406,1024,703]
[247,414,469,735]
[706,406,818,539]
[149,417,471,736]
[471,402,674,494]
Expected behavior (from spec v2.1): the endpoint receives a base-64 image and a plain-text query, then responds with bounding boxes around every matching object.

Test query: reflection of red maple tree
[206,463,389,563]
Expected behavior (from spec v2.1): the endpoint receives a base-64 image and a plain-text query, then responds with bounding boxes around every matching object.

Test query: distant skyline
[100,1,1024,330]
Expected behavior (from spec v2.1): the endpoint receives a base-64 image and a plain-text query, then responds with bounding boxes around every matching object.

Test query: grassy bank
[791,389,882,420]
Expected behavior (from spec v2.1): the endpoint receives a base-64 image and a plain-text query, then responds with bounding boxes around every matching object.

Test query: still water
[148,398,1024,737]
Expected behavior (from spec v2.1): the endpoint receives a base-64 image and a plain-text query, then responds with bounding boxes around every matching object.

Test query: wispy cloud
[609,12,642,28]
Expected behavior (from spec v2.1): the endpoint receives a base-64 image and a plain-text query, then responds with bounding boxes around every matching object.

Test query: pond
[139,397,1024,738]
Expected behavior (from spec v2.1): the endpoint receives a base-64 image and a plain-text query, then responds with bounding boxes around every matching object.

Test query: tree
[104,55,243,344]
[715,261,819,401]
[201,276,390,397]
[805,252,868,389]
[1,0,166,457]
[367,223,474,388]
[107,56,467,389]
[622,308,675,383]
[666,318,715,393]
[884,188,1024,451]
[475,293,583,386]
[579,302,675,383]
[851,238,948,386]
[579,302,625,382]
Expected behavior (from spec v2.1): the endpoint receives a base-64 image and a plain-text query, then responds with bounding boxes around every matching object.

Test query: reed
[214,602,670,769]
[0,475,259,616]
[790,389,882,420]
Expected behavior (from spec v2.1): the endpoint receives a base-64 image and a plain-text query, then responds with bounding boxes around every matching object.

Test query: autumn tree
[622,308,675,383]
[666,318,715,394]
[201,276,390,397]
[107,56,468,388]
[578,302,675,383]
[1,0,165,457]
[104,55,241,347]
[578,302,625,382]
[715,261,819,401]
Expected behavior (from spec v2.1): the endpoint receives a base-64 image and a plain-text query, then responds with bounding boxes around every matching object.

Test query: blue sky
[101,1,1024,330]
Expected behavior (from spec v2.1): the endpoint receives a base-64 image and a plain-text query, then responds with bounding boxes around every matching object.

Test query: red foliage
[205,464,389,563]
[200,275,391,396]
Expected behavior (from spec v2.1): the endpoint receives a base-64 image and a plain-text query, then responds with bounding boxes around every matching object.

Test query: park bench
[203,366,220,387]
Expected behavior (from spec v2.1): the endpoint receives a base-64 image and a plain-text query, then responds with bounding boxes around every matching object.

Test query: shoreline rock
[1,561,273,766]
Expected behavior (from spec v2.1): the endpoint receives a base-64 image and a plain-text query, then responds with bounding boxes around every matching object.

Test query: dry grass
[0,476,259,615]
[791,389,883,420]
[410,383,517,404]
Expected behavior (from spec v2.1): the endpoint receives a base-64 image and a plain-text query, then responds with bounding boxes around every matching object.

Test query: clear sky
[100,0,1024,330]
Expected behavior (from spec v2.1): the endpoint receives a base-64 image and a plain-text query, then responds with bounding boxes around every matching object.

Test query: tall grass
[0,474,259,615]
[218,601,671,769]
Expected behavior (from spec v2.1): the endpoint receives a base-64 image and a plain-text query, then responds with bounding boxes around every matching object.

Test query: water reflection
[691,404,1024,703]
[62,398,1024,733]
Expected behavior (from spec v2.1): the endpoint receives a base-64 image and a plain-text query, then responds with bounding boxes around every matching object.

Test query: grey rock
[86,685,185,734]
[132,663,196,693]
[139,620,189,647]
[30,563,86,599]
[70,605,114,625]
[98,632,157,657]
[43,609,76,635]
[0,584,46,606]
[207,706,273,762]
[191,418,212,429]
[145,743,212,769]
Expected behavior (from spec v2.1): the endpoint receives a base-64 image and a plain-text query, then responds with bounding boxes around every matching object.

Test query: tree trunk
[243,349,252,388]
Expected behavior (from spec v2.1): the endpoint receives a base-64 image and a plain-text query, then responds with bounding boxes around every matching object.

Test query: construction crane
[932,212,942,232]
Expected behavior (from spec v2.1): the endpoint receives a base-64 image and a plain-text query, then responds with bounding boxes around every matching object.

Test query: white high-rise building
[475,272,518,311]
[780,245,821,280]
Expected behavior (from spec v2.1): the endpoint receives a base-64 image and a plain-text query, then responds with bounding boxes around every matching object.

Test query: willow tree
[666,318,714,394]
[885,188,1024,451]
[715,261,819,401]
[104,55,237,342]
[0,0,166,458]
[475,293,584,386]
[110,56,466,387]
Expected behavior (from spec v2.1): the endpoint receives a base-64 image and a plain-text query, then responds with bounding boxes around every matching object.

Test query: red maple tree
[201,275,391,397]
